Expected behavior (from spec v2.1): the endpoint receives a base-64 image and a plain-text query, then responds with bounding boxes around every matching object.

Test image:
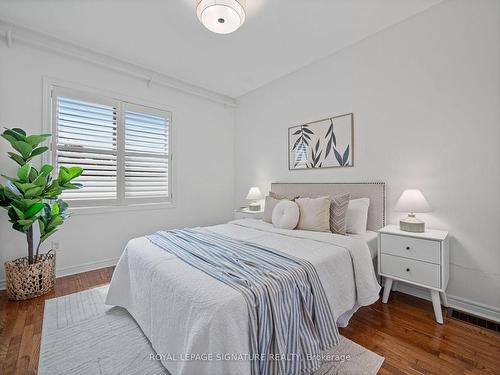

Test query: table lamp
[394,189,431,233]
[246,187,263,211]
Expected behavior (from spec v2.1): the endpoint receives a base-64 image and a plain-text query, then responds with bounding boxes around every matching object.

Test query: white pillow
[272,200,300,229]
[295,196,331,232]
[346,198,370,234]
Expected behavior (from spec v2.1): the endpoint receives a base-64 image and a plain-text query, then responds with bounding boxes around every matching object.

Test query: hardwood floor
[0,267,499,375]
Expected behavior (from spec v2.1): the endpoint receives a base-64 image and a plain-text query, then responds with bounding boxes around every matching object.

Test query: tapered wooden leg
[440,291,449,307]
[431,290,443,324]
[382,278,393,303]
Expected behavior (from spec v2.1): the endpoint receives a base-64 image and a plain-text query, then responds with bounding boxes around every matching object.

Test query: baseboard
[0,257,119,291]
[394,283,500,323]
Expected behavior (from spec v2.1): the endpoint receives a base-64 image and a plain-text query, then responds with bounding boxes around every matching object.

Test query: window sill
[69,201,176,216]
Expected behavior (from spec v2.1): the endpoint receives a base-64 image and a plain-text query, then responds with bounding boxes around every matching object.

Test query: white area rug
[39,286,383,374]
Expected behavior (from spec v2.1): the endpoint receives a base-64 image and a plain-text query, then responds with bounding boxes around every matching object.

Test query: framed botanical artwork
[288,113,353,170]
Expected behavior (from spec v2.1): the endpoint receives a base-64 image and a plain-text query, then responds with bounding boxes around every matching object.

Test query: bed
[105,182,385,375]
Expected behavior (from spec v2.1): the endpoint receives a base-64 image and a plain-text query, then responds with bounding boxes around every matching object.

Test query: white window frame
[45,80,174,212]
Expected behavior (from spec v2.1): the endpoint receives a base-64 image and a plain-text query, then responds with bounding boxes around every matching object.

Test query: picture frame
[288,113,354,170]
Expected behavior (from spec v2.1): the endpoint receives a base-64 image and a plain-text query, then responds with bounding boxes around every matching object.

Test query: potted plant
[0,128,83,300]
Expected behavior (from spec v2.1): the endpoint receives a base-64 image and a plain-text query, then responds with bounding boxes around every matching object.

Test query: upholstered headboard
[270,182,386,231]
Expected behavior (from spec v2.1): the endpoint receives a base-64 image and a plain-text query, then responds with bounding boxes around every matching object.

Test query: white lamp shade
[197,0,246,34]
[394,189,431,213]
[246,187,263,200]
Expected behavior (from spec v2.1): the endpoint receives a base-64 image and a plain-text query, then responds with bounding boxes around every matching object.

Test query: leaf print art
[324,118,336,159]
[309,139,323,168]
[289,113,353,170]
[333,144,350,166]
[292,125,314,167]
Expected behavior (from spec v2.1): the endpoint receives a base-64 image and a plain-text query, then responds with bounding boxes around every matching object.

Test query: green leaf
[20,199,40,207]
[17,219,35,226]
[11,128,26,136]
[47,215,63,230]
[11,199,26,209]
[38,218,46,234]
[40,165,54,175]
[25,186,43,198]
[11,205,24,219]
[51,202,59,216]
[17,164,31,182]
[67,167,83,180]
[12,141,32,159]
[3,187,20,200]
[44,180,62,197]
[28,166,38,182]
[2,128,26,142]
[40,228,57,243]
[58,166,70,184]
[33,173,48,187]
[1,133,17,145]
[7,152,26,166]
[15,182,36,194]
[25,202,44,219]
[28,146,48,160]
[7,180,21,192]
[61,182,82,190]
[12,222,27,233]
[25,134,50,147]
[7,207,18,221]
[59,200,69,211]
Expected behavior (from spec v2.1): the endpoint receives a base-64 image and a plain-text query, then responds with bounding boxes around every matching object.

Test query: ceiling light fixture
[196,0,246,34]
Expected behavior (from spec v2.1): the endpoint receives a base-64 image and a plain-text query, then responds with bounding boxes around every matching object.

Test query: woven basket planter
[5,250,56,300]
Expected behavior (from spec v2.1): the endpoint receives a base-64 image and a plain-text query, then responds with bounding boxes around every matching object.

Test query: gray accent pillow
[263,195,283,223]
[263,192,299,223]
[329,193,350,235]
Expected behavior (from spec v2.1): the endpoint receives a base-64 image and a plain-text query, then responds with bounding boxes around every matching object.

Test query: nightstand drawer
[380,233,440,264]
[380,254,440,288]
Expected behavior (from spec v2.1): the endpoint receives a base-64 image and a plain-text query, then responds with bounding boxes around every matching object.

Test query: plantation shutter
[53,89,118,205]
[51,87,172,207]
[123,104,171,202]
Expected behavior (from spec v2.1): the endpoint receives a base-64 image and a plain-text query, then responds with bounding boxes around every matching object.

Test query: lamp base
[400,214,425,233]
[248,202,261,212]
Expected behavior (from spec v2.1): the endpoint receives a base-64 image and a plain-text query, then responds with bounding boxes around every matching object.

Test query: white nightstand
[233,208,264,220]
[378,224,449,324]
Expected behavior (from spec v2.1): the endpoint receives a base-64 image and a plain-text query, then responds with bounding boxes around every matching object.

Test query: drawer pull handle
[406,246,410,250]
[406,268,410,272]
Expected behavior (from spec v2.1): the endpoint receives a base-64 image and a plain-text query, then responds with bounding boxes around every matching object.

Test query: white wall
[235,0,500,315]
[0,42,235,283]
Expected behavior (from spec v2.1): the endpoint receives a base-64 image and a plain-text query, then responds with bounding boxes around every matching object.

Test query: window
[51,87,172,207]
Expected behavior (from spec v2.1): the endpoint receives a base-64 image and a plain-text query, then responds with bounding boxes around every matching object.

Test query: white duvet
[105,219,381,375]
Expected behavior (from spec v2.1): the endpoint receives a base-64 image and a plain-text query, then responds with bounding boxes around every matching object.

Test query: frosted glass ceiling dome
[196,0,246,34]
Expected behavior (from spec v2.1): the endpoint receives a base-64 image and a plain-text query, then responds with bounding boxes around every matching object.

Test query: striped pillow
[329,193,350,235]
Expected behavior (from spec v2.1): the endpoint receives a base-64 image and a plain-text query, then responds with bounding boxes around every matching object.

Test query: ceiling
[0,0,442,98]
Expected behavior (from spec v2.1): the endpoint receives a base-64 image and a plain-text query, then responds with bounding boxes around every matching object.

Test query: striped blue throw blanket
[147,228,340,375]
